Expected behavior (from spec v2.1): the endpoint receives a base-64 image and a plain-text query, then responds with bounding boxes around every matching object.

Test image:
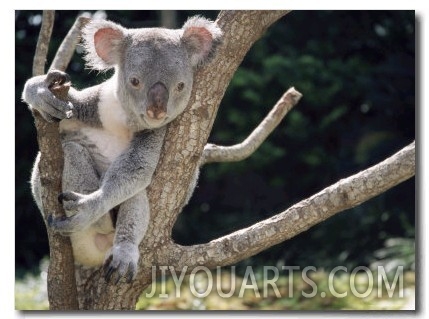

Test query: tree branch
[49,15,91,72]
[32,11,80,310]
[164,141,415,270]
[147,10,290,236]
[32,11,54,76]
[201,87,302,165]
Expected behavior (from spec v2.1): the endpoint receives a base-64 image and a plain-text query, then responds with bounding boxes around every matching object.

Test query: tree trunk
[32,10,79,310]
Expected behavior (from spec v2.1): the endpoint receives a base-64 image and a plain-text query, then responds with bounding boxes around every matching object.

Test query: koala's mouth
[141,115,169,129]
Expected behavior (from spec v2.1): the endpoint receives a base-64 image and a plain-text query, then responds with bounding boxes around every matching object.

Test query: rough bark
[201,87,302,164]
[32,10,79,310]
[147,10,291,238]
[49,15,90,72]
[162,142,415,270]
[32,11,54,76]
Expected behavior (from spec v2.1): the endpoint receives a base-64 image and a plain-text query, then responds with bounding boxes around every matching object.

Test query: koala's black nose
[147,82,169,120]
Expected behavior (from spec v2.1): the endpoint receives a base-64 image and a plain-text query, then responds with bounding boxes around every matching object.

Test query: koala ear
[82,20,126,70]
[181,16,223,67]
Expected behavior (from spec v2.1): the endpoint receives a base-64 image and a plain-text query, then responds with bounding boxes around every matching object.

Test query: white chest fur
[60,79,133,165]
[85,81,132,163]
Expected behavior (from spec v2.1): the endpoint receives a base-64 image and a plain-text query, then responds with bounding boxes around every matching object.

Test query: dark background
[15,10,415,277]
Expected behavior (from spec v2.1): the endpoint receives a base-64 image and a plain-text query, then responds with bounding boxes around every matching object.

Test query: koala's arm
[22,70,102,127]
[97,127,166,204]
[50,127,166,232]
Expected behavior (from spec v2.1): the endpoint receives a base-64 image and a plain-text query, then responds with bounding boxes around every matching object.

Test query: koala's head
[82,16,222,130]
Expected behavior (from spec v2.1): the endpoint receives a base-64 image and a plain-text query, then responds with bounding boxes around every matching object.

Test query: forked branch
[49,15,91,72]
[32,11,89,310]
[201,87,302,165]
[33,11,54,76]
[164,141,415,270]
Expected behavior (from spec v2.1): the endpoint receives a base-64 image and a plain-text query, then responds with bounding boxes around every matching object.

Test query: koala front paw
[48,210,90,234]
[50,190,105,233]
[59,190,104,214]
[103,242,139,284]
[47,214,74,236]
[22,70,74,122]
[58,191,86,213]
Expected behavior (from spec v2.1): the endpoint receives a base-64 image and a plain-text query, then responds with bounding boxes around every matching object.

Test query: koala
[22,16,222,283]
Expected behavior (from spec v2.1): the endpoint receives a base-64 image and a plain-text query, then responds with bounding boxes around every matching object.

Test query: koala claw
[47,214,78,236]
[58,191,83,216]
[59,190,100,213]
[103,243,139,284]
[47,213,68,226]
[47,213,53,226]
[103,258,136,284]
[46,69,71,87]
[58,191,80,204]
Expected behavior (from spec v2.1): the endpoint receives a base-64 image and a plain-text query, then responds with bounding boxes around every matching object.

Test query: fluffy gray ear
[181,16,223,67]
[82,20,126,70]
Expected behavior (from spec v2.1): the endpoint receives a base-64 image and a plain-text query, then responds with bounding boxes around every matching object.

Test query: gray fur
[22,16,222,283]
[68,85,103,127]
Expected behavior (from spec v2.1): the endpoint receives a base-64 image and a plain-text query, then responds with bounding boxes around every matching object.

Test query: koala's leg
[52,127,166,233]
[30,153,43,212]
[32,142,101,218]
[62,141,100,200]
[62,141,115,266]
[103,190,149,284]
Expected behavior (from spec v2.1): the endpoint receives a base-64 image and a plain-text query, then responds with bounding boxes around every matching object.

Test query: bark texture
[32,10,79,310]
[201,87,302,164]
[49,16,90,72]
[164,142,415,270]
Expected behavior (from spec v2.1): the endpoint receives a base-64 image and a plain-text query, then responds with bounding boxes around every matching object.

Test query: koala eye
[130,77,140,88]
[177,82,185,92]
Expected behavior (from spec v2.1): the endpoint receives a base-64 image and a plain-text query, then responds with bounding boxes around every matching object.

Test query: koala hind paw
[103,243,139,284]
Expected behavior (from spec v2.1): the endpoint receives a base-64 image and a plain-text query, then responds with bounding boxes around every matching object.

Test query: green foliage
[14,259,49,310]
[371,238,415,272]
[15,11,414,277]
